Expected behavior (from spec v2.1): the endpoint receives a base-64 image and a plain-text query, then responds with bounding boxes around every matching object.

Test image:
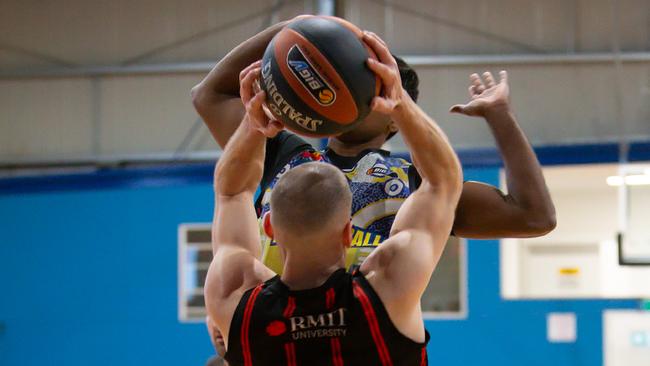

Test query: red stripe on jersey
[420,347,427,366]
[282,297,297,366]
[283,296,296,318]
[241,285,263,366]
[284,342,297,366]
[330,338,344,366]
[352,281,393,366]
[326,288,336,309]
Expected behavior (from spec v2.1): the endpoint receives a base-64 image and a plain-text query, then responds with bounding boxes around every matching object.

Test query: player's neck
[327,135,386,157]
[281,261,344,291]
[280,244,346,290]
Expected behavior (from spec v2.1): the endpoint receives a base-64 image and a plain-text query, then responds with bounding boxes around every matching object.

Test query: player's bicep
[212,191,262,258]
[204,246,274,340]
[363,231,441,306]
[373,182,456,301]
[388,232,439,295]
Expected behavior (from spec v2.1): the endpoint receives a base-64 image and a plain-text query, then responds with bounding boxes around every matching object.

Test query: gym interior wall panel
[353,0,650,55]
[577,0,650,53]
[0,48,55,71]
[0,78,94,159]
[1,0,649,160]
[1,61,648,160]
[97,74,209,155]
[391,62,650,151]
[360,0,573,55]
[0,0,303,69]
[1,0,649,71]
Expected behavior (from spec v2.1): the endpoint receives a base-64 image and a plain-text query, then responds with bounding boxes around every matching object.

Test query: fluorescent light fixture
[606,174,650,186]
[607,176,624,186]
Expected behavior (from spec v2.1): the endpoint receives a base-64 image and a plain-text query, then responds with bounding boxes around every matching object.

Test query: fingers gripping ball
[260,16,381,137]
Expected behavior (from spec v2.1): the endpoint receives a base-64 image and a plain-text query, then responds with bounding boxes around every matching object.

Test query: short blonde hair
[270,162,352,235]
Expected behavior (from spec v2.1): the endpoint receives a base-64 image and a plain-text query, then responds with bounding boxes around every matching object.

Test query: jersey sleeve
[261,131,312,187]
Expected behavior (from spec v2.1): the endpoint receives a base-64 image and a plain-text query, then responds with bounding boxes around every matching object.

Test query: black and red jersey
[225,268,429,366]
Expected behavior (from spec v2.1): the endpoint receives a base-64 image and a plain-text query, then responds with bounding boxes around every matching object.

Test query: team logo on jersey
[366,163,390,178]
[384,179,405,197]
[351,227,383,247]
[266,320,287,336]
[287,45,336,106]
[289,308,347,340]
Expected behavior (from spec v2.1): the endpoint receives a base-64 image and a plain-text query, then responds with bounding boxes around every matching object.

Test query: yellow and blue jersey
[255,132,419,273]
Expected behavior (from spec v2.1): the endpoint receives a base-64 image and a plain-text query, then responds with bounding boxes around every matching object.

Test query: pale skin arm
[450,72,556,238]
[203,65,280,349]
[359,32,463,342]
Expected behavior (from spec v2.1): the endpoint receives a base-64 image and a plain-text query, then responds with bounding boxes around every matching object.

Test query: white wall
[501,163,650,299]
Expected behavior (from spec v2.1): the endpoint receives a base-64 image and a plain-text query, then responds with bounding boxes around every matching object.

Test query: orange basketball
[260,16,381,137]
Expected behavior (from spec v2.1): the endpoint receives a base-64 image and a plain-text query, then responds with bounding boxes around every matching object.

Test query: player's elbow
[516,209,556,237]
[191,83,210,112]
[528,211,557,236]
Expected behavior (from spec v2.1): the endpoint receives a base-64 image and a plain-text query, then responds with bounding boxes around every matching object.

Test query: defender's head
[264,162,352,250]
[332,56,419,145]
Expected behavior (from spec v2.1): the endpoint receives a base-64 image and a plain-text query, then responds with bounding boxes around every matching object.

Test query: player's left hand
[362,31,406,116]
[450,71,511,117]
[239,60,284,138]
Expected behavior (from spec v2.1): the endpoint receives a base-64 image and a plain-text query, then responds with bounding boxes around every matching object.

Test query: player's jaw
[331,111,396,146]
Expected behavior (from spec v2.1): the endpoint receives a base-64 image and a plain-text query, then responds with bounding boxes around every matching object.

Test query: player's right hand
[362,31,406,116]
[239,60,284,138]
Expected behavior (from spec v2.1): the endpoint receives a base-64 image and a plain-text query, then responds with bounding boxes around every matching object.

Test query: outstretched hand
[239,60,284,138]
[450,71,510,117]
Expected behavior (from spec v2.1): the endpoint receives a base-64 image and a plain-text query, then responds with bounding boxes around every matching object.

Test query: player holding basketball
[192,17,555,273]
[204,42,462,364]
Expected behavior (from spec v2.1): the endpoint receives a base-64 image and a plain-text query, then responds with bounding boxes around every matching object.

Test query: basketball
[260,16,381,137]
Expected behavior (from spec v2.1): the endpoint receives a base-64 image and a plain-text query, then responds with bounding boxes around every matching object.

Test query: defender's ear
[263,212,274,239]
[342,220,352,248]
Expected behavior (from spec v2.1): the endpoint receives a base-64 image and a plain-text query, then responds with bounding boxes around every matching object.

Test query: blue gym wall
[0,171,216,366]
[0,163,640,366]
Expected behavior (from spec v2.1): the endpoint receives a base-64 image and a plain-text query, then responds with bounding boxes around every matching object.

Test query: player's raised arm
[449,71,556,238]
[211,64,282,257]
[362,30,463,240]
[190,22,285,149]
[204,65,279,343]
[359,31,462,341]
[191,16,307,148]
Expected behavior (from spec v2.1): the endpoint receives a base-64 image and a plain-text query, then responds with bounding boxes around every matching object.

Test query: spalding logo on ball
[261,16,381,137]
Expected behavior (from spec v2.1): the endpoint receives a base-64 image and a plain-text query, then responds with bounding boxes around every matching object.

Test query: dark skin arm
[191,17,306,149]
[450,71,556,239]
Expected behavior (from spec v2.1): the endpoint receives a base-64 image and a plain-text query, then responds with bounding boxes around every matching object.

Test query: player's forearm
[192,21,289,101]
[392,93,462,193]
[485,108,556,230]
[214,119,266,197]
